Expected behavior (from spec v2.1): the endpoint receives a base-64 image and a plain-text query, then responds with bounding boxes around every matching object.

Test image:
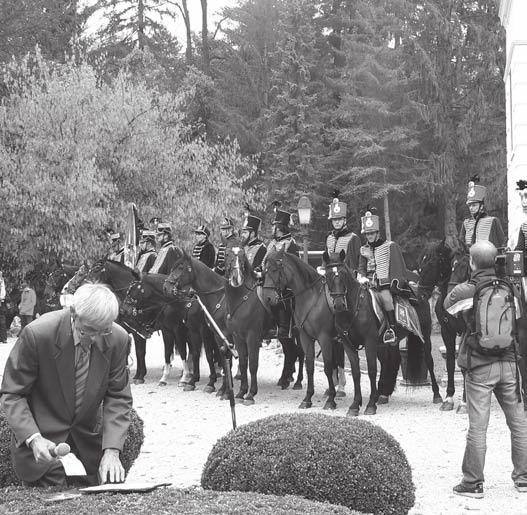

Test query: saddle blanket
[368,290,424,343]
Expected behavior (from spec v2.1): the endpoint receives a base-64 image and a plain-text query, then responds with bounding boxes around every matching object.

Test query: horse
[418,240,471,411]
[323,251,442,413]
[223,247,304,403]
[262,248,344,410]
[121,273,220,392]
[164,252,233,400]
[42,264,80,312]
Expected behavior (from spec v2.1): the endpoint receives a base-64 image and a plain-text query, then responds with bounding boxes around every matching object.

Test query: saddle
[368,289,424,343]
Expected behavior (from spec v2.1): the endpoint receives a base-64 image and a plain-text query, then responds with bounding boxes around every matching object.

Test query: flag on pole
[124,203,139,268]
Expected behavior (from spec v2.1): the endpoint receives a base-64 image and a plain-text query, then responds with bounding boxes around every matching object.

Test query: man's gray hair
[73,283,119,328]
[470,240,498,270]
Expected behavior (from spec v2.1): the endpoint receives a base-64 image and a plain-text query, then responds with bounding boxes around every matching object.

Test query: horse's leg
[277,337,295,389]
[235,334,249,402]
[244,331,260,405]
[319,334,337,410]
[133,335,147,384]
[202,326,218,393]
[423,334,442,404]
[183,328,202,392]
[343,343,361,416]
[158,328,175,386]
[335,339,346,398]
[364,338,379,415]
[298,331,314,409]
[440,323,457,411]
[293,334,304,390]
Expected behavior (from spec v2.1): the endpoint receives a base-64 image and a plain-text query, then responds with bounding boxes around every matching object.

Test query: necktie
[74,342,91,414]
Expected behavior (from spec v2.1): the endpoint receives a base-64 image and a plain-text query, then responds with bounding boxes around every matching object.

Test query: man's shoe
[453,482,484,499]
[514,481,527,492]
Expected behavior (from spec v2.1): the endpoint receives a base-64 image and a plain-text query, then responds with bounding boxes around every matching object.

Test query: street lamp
[297,196,312,263]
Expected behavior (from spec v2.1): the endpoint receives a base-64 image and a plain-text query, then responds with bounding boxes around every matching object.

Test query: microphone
[50,442,70,458]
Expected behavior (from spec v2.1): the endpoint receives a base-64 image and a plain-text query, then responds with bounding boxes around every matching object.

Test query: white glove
[357,275,369,285]
[316,266,326,276]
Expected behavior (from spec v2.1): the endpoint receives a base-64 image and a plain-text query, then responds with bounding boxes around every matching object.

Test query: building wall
[500,0,527,246]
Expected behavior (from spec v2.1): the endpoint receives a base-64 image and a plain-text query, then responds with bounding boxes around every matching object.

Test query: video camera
[495,250,524,278]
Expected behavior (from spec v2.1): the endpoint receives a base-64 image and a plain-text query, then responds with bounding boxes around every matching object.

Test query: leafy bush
[0,408,144,487]
[0,486,357,514]
[202,413,415,515]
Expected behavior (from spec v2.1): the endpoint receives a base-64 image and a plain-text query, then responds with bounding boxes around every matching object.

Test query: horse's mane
[282,252,319,283]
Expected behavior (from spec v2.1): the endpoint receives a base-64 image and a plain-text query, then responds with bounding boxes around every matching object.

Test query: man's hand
[29,435,57,464]
[98,448,125,484]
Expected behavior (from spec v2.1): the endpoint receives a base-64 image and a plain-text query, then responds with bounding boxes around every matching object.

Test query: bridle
[324,262,349,311]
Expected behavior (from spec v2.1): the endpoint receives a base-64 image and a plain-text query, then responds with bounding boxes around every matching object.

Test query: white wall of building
[500,0,527,247]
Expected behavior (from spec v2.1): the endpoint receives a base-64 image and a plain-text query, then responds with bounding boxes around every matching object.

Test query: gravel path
[1,332,525,514]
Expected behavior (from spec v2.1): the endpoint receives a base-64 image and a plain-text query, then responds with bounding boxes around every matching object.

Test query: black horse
[42,264,80,312]
[122,273,220,392]
[418,240,470,411]
[323,250,442,414]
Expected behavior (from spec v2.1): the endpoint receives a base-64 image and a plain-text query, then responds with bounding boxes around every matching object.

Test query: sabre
[192,292,237,430]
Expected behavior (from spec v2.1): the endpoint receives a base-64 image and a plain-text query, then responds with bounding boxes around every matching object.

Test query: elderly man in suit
[1,283,133,487]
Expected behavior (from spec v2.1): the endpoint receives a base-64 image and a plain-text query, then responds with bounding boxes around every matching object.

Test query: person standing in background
[0,270,7,343]
[18,281,37,329]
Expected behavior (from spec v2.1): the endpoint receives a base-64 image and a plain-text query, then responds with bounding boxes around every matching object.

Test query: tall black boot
[383,310,397,345]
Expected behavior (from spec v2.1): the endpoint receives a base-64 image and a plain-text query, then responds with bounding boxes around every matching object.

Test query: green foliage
[0,408,144,487]
[202,413,415,515]
[0,486,357,514]
[0,52,263,275]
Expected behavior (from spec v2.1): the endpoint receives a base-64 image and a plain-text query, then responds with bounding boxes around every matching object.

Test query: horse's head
[164,252,193,297]
[44,269,69,299]
[417,239,453,289]
[224,247,250,288]
[323,250,349,312]
[449,249,471,293]
[262,249,288,306]
[120,279,157,338]
[62,261,92,294]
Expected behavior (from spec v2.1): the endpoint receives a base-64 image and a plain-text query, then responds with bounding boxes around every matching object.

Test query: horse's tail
[405,333,425,385]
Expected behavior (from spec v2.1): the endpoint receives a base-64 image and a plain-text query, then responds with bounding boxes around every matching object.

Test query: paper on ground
[60,452,87,476]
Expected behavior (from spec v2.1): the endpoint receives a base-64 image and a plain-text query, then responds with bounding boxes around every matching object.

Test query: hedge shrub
[0,486,358,514]
[0,408,144,487]
[201,413,415,515]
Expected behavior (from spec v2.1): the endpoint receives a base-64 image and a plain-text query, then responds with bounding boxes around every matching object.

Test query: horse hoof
[158,381,167,387]
[281,383,290,390]
[440,400,454,411]
[299,401,312,409]
[347,408,359,417]
[336,390,346,399]
[216,390,225,397]
[377,395,389,405]
[433,394,443,404]
[293,383,302,390]
[323,401,337,410]
[456,404,467,415]
[235,397,244,403]
[364,405,377,415]
[276,378,286,387]
[221,393,230,401]
[133,379,144,385]
[234,373,242,380]
[178,381,189,387]
[203,385,215,394]
[183,384,196,392]
[243,398,255,406]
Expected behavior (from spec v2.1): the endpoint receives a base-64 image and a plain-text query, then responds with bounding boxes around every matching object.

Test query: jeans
[462,360,527,485]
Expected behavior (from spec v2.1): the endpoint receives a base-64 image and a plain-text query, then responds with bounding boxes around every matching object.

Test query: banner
[124,203,139,268]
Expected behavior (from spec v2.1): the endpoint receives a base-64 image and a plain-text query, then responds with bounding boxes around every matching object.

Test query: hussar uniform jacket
[136,249,157,274]
[264,234,300,263]
[358,239,407,289]
[244,238,267,269]
[214,234,240,276]
[459,214,505,249]
[515,221,527,252]
[192,240,216,269]
[149,241,182,275]
[326,228,361,270]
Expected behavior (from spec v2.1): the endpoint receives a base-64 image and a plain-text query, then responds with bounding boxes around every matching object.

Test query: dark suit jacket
[0,309,133,482]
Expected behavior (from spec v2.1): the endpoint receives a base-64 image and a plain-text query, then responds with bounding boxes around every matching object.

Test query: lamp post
[297,196,312,264]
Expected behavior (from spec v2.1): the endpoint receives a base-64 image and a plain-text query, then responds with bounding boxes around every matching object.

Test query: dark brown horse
[418,240,470,411]
[262,249,340,410]
[42,264,80,312]
[121,273,221,392]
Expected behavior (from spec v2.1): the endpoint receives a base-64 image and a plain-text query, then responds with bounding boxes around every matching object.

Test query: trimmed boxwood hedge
[0,486,358,514]
[0,408,144,487]
[201,413,415,515]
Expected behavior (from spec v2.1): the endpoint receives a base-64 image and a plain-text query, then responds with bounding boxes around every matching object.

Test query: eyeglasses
[74,317,112,337]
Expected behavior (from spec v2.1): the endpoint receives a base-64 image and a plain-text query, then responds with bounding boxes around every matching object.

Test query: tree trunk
[138,0,145,50]
[442,189,458,249]
[200,0,210,74]
[181,0,192,64]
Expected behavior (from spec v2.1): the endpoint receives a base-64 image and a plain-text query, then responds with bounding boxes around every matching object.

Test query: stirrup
[383,327,396,345]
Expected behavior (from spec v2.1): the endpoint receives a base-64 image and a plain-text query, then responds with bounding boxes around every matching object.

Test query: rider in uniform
[107,230,125,264]
[326,193,361,270]
[241,212,266,269]
[514,180,527,252]
[149,222,182,275]
[135,230,158,273]
[214,218,240,276]
[358,210,410,345]
[192,225,216,268]
[459,177,506,250]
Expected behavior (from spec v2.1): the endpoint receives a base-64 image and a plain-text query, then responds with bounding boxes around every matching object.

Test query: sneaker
[453,482,484,499]
[515,481,527,492]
